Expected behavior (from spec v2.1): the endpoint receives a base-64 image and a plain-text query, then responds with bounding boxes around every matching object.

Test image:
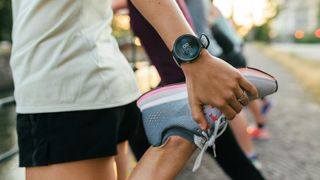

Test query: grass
[0,41,11,56]
[254,43,320,103]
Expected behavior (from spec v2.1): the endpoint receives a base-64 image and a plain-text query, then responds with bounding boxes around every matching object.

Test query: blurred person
[209,2,271,140]
[10,0,257,180]
[184,0,223,58]
[247,99,271,140]
[127,0,265,179]
[185,0,262,168]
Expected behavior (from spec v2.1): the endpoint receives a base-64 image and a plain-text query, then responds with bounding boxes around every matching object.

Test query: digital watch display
[172,34,210,66]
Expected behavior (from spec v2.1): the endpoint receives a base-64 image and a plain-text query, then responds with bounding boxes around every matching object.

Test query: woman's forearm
[130,0,194,50]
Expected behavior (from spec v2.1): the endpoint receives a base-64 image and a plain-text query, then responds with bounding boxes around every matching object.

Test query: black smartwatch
[172,34,210,66]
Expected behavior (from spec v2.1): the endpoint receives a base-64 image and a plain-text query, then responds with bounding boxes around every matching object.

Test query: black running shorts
[16,101,141,167]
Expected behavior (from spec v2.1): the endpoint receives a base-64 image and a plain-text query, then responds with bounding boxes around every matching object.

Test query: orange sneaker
[247,126,270,140]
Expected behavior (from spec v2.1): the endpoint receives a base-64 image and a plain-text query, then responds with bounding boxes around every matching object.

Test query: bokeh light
[315,29,320,38]
[294,30,305,39]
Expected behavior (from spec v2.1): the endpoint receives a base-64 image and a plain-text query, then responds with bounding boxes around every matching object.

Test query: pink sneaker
[247,126,270,140]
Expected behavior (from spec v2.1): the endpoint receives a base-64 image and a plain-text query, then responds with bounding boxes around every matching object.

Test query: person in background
[209,2,271,140]
[184,0,262,168]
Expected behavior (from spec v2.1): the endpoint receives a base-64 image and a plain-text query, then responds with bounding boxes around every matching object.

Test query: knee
[164,136,192,150]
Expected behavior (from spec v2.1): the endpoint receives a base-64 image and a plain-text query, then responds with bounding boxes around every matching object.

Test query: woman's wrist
[181,49,212,74]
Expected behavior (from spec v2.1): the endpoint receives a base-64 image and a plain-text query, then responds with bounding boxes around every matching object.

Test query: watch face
[173,35,201,62]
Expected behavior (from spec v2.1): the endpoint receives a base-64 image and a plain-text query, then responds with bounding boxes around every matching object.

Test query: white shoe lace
[192,115,228,172]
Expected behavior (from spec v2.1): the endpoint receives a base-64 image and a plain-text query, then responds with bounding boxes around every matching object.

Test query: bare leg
[247,99,270,140]
[229,111,254,155]
[128,136,196,180]
[248,99,265,125]
[26,157,116,180]
[115,141,129,180]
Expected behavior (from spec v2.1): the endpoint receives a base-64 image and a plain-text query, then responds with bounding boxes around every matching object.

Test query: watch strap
[199,34,210,49]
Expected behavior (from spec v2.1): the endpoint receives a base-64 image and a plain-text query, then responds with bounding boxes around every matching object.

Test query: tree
[0,0,13,41]
[248,0,282,42]
[318,0,320,26]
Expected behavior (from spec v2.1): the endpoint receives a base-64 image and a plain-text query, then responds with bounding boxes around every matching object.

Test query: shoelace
[192,115,228,172]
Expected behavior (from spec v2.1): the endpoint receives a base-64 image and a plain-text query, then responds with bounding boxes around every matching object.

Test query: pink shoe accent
[137,83,186,105]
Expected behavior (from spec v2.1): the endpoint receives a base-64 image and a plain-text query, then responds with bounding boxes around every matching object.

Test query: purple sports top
[128,0,194,85]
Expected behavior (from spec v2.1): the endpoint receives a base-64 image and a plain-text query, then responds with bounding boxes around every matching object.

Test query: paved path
[177,44,320,180]
[271,43,320,61]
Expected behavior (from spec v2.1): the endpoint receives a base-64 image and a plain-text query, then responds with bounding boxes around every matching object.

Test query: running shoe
[137,83,228,171]
[137,67,277,171]
[238,67,278,98]
[247,126,270,140]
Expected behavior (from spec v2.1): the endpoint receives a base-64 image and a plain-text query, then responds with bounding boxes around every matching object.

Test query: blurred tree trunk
[0,0,13,41]
[318,0,320,26]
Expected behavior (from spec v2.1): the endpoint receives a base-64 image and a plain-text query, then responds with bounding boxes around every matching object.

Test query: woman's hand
[182,50,258,129]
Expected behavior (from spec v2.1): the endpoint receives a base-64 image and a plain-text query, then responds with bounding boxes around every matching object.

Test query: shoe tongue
[193,134,207,149]
[203,105,223,128]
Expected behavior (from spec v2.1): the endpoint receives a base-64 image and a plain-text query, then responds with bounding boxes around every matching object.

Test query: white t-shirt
[10,0,140,113]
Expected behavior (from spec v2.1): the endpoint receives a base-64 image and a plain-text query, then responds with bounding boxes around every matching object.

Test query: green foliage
[294,33,320,43]
[0,0,12,41]
[250,23,271,42]
[111,15,132,40]
[246,0,282,42]
[318,0,320,26]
